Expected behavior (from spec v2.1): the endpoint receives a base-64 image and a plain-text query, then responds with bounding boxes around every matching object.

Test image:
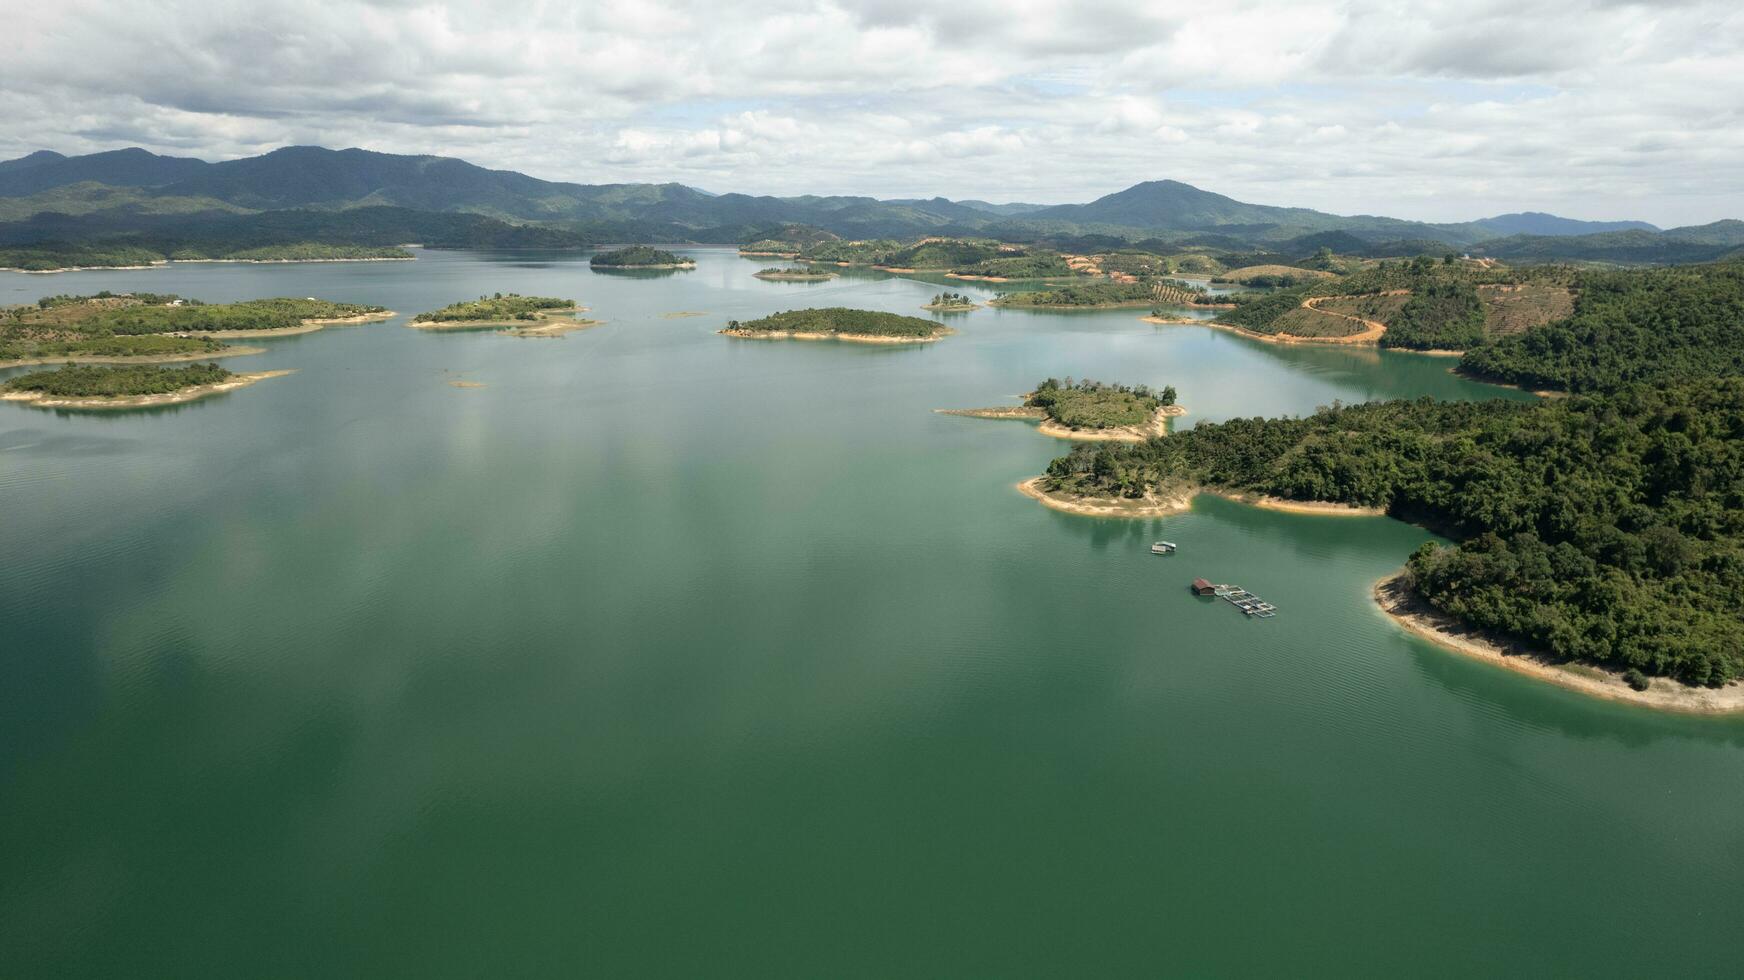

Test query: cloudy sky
[6,0,1742,225]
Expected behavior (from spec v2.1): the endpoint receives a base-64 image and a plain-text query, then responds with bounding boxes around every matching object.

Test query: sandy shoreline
[1210,490,1386,516]
[1374,573,1744,714]
[3,262,169,274]
[171,256,414,266]
[942,402,1184,441]
[0,345,265,369]
[922,302,979,312]
[593,262,696,270]
[720,328,948,345]
[2,369,295,410]
[410,309,597,337]
[1016,477,1193,518]
[738,250,800,258]
[936,406,1047,420]
[197,310,398,338]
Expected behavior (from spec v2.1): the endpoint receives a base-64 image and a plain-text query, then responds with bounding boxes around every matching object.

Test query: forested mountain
[1473,212,1658,236]
[0,146,1728,259]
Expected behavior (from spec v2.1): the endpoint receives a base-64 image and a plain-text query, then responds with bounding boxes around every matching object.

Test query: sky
[4,0,1742,226]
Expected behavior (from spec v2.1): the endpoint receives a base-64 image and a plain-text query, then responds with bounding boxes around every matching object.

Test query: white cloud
[0,0,1740,224]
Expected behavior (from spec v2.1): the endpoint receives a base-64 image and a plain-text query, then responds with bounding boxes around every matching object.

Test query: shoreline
[1210,490,1386,516]
[720,327,949,345]
[195,309,398,339]
[1,369,295,410]
[1373,573,1744,715]
[922,302,978,312]
[3,261,169,274]
[169,256,414,265]
[738,250,800,258]
[1016,476,1193,518]
[754,271,838,282]
[592,262,696,270]
[409,309,595,335]
[942,401,1185,442]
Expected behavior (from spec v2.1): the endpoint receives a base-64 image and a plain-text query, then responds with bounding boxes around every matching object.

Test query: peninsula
[410,294,596,336]
[590,246,695,269]
[1,362,293,410]
[721,307,950,344]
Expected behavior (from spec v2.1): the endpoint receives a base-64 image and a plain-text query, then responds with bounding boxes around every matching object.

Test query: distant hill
[1474,212,1658,237]
[0,146,1731,262]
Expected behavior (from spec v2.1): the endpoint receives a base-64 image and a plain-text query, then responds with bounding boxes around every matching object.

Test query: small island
[753,267,837,282]
[720,308,951,344]
[942,378,1184,442]
[590,246,695,269]
[0,293,392,366]
[922,291,978,312]
[1,362,293,410]
[410,294,597,337]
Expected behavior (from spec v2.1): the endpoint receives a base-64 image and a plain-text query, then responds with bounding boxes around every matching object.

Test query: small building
[1191,578,1217,596]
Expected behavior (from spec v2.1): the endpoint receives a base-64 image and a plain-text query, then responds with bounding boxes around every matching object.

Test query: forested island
[1023,260,1744,706]
[1,362,293,409]
[721,308,950,344]
[590,246,694,269]
[0,293,391,365]
[411,294,595,336]
[923,292,978,311]
[753,267,837,281]
[944,378,1182,442]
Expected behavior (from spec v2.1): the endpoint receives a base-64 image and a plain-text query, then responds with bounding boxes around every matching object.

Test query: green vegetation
[590,246,692,268]
[1027,379,1163,429]
[1379,280,1487,350]
[795,239,903,265]
[1095,251,1172,278]
[741,240,801,254]
[0,245,165,271]
[950,253,1078,279]
[725,308,944,338]
[1459,264,1744,392]
[4,362,233,397]
[1213,265,1333,288]
[925,292,977,310]
[1041,384,1744,685]
[1,293,381,362]
[994,282,1156,308]
[175,243,411,261]
[413,294,576,323]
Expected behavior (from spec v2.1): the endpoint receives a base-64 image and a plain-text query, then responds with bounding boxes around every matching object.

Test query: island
[922,291,978,312]
[1,362,293,410]
[942,378,1183,442]
[0,293,392,366]
[410,294,596,337]
[720,308,951,344]
[753,267,837,282]
[590,246,695,269]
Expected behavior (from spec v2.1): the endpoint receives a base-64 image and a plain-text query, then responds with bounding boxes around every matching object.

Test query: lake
[2,248,1740,977]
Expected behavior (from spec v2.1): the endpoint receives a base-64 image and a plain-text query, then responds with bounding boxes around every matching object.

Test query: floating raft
[1191,579,1277,617]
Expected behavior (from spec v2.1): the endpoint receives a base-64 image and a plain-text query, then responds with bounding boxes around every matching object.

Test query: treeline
[413,294,575,323]
[1040,383,1744,685]
[4,362,233,397]
[73,298,386,334]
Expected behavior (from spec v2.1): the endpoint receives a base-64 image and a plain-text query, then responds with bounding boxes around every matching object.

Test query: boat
[1151,541,1177,555]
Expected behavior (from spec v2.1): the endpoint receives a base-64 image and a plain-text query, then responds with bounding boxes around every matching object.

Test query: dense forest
[413,294,576,323]
[1027,378,1170,428]
[1038,380,1744,686]
[4,362,233,397]
[1458,263,1744,392]
[724,308,943,338]
[590,246,691,267]
[68,297,385,334]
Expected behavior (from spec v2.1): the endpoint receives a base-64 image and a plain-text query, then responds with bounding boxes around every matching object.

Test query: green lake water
[2,249,1740,977]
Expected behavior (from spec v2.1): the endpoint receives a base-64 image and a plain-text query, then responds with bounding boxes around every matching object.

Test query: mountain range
[2,146,1739,262]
